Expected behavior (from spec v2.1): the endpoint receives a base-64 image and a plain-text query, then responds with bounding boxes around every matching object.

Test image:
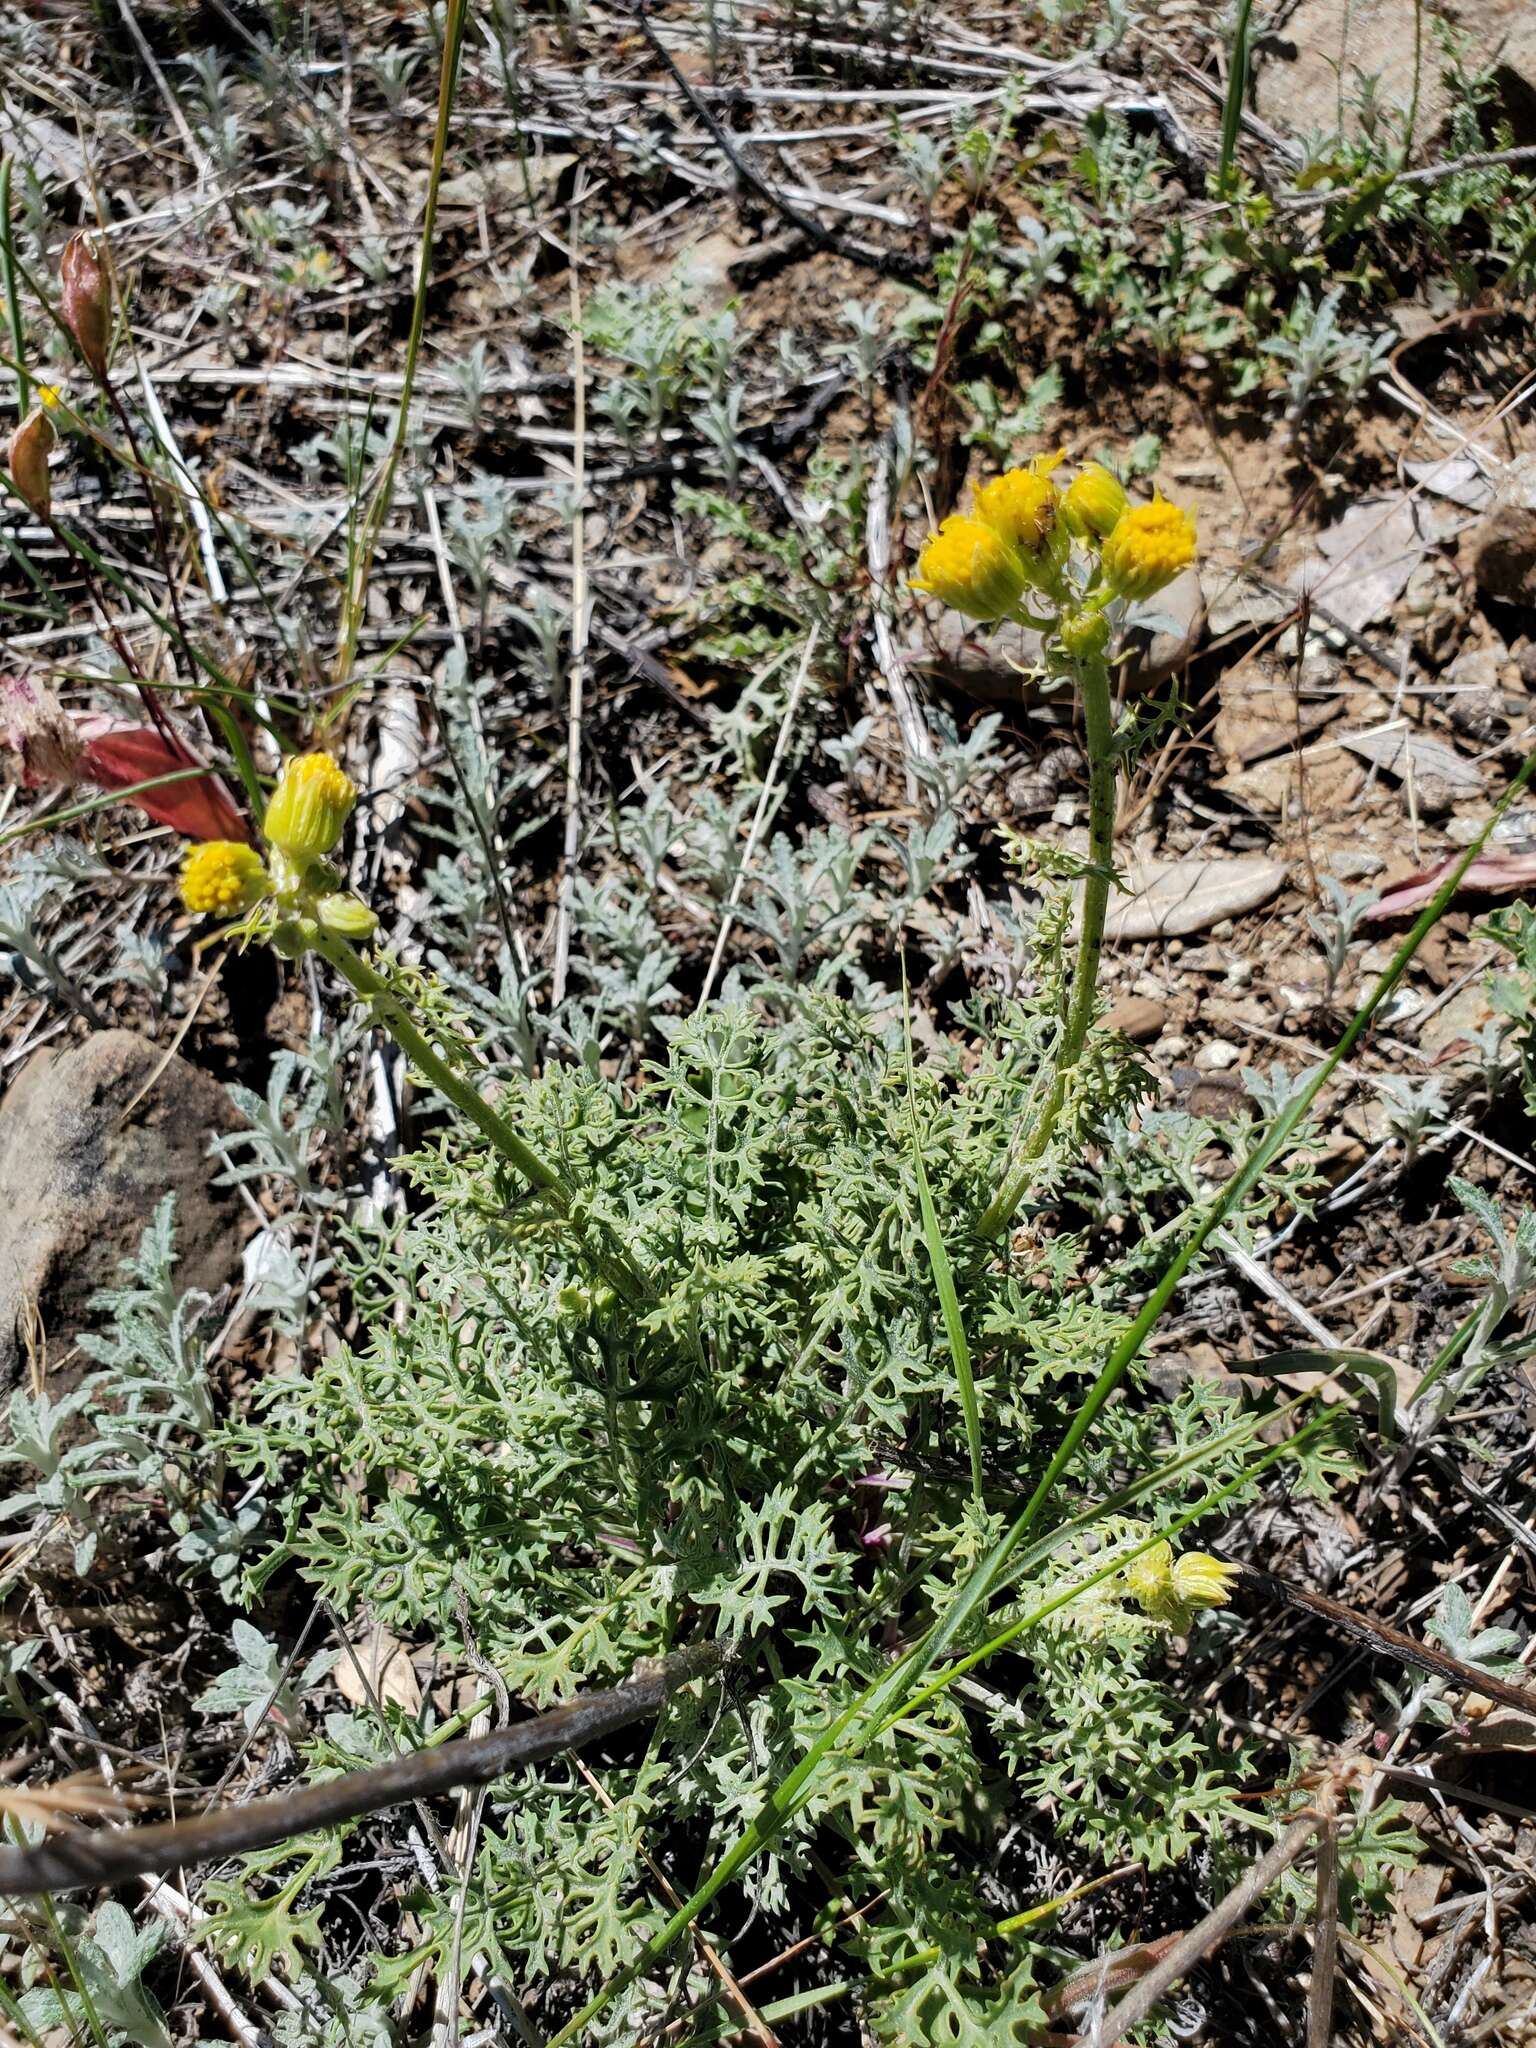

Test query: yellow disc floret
[1100,493,1198,602]
[910,514,1027,623]
[181,840,269,918]
[262,751,356,868]
[974,464,1060,556]
[1062,462,1128,542]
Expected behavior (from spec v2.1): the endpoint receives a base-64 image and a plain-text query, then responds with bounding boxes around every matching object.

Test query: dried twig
[1096,1811,1324,2045]
[1236,1563,1536,1719]
[1308,1806,1342,2048]
[634,12,927,281]
[866,440,932,794]
[0,1644,729,1895]
[552,199,588,1010]
[697,627,818,1011]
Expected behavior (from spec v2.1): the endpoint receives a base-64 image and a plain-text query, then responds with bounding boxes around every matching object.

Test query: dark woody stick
[0,1642,728,1897]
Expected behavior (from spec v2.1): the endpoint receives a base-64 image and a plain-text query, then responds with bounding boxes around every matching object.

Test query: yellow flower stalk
[1100,493,1198,602]
[1061,462,1128,542]
[910,514,1027,623]
[181,841,269,918]
[263,751,356,870]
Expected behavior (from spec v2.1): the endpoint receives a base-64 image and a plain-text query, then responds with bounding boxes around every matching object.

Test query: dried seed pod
[7,407,55,518]
[60,233,111,379]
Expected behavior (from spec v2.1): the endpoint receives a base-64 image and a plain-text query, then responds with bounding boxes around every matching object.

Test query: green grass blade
[0,766,216,850]
[1217,0,1255,192]
[0,160,27,415]
[902,962,983,1507]
[335,0,470,687]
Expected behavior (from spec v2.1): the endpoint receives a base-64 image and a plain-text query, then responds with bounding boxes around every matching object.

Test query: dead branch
[0,1642,729,1896]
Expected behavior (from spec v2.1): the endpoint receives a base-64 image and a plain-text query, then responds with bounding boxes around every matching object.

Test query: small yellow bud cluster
[1125,1540,1237,1630]
[910,452,1196,636]
[180,751,375,942]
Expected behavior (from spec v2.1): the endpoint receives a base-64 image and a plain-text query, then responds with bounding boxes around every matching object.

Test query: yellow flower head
[910,514,1027,623]
[1062,462,1128,542]
[37,384,62,411]
[974,465,1058,554]
[263,751,356,868]
[181,840,269,918]
[1100,493,1198,602]
[1171,1551,1238,1613]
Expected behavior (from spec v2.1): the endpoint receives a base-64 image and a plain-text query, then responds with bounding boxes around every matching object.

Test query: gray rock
[907,569,1204,705]
[1470,453,1536,606]
[1122,567,1206,687]
[0,1030,243,1388]
[1256,0,1536,144]
[1442,644,1510,741]
[1104,855,1288,941]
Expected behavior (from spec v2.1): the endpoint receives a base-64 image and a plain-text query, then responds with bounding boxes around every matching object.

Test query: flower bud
[315,890,378,940]
[8,408,54,519]
[1100,493,1198,603]
[974,460,1069,593]
[1059,606,1111,660]
[1171,1551,1237,1613]
[1125,1540,1175,1616]
[60,234,111,381]
[181,840,270,918]
[910,514,1027,623]
[262,751,356,869]
[1062,463,1128,542]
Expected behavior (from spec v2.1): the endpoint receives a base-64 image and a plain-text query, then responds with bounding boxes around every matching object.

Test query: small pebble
[1158,1034,1190,1059]
[1103,995,1166,1042]
[1329,848,1385,880]
[1194,1038,1241,1071]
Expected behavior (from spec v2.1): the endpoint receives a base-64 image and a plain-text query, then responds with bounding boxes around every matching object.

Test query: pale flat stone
[1105,856,1288,941]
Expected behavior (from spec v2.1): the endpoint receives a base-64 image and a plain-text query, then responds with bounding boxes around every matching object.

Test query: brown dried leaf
[334,1626,422,1717]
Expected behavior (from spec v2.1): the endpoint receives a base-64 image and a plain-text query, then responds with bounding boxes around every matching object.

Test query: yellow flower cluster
[181,751,367,933]
[911,453,1196,629]
[181,840,268,916]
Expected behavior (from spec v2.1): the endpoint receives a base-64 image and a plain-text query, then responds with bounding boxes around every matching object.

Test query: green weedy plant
[167,734,1384,2037]
[225,984,1347,2037]
[151,439,1536,2035]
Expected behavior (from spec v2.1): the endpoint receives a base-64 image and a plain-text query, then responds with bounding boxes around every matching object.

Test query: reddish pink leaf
[1364,851,1536,921]
[77,719,251,843]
